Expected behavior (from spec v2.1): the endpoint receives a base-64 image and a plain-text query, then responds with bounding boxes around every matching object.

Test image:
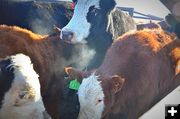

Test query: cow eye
[88,5,99,16]
[97,99,102,103]
[95,99,102,105]
[98,99,102,102]
[19,91,27,99]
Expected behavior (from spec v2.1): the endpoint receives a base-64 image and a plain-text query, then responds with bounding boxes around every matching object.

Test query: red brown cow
[0,25,85,119]
[65,28,180,119]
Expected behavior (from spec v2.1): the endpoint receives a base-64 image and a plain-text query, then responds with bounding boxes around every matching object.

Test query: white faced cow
[65,29,180,119]
[60,0,136,69]
[0,54,51,119]
[61,0,135,42]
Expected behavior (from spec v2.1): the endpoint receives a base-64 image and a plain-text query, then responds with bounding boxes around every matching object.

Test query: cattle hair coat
[98,29,180,119]
[66,29,180,119]
[0,25,78,119]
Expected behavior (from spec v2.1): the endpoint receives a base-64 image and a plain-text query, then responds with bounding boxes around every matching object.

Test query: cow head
[65,67,125,119]
[0,54,51,119]
[60,0,116,43]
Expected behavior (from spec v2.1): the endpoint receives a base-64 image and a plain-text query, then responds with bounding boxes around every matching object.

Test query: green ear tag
[69,79,80,90]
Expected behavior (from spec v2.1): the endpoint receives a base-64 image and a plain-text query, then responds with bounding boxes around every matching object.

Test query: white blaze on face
[78,73,104,119]
[60,0,100,42]
[0,54,46,119]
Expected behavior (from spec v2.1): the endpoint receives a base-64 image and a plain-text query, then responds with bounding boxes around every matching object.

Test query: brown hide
[95,29,180,118]
[0,25,76,119]
[137,22,161,30]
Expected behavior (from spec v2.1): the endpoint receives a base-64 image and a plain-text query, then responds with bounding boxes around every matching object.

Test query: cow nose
[61,30,75,41]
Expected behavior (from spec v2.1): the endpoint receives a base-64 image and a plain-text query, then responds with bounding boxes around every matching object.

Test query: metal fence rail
[117,7,164,21]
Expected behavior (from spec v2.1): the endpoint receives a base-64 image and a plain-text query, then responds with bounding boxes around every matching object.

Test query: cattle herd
[0,0,179,119]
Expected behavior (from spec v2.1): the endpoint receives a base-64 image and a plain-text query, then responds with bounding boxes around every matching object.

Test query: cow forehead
[11,54,40,98]
[78,73,104,103]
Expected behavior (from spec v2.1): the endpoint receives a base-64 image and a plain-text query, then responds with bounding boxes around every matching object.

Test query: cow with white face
[65,68,125,119]
[61,0,135,42]
[77,74,124,119]
[61,0,100,43]
[60,0,136,68]
[65,29,180,119]
[0,54,51,119]
[60,1,135,118]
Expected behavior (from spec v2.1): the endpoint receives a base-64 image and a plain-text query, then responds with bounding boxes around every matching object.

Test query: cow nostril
[61,30,75,41]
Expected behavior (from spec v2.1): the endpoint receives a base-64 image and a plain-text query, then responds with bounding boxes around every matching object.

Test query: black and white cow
[0,54,51,119]
[59,1,135,118]
[60,0,136,69]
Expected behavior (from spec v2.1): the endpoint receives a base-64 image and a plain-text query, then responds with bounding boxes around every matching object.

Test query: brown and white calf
[65,29,180,119]
[0,54,51,119]
[0,25,81,119]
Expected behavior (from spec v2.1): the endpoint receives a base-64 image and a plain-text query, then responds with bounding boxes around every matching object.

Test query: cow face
[0,54,51,119]
[60,0,116,43]
[77,73,125,119]
[77,73,104,119]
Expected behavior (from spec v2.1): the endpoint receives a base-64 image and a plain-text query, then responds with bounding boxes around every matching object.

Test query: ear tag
[69,79,80,90]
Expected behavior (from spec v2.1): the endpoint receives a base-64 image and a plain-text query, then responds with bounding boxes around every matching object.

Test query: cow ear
[64,67,83,81]
[64,67,73,75]
[111,75,125,94]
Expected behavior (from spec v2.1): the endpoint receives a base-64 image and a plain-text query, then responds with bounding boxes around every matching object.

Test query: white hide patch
[78,73,104,119]
[0,54,46,119]
[60,0,100,42]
